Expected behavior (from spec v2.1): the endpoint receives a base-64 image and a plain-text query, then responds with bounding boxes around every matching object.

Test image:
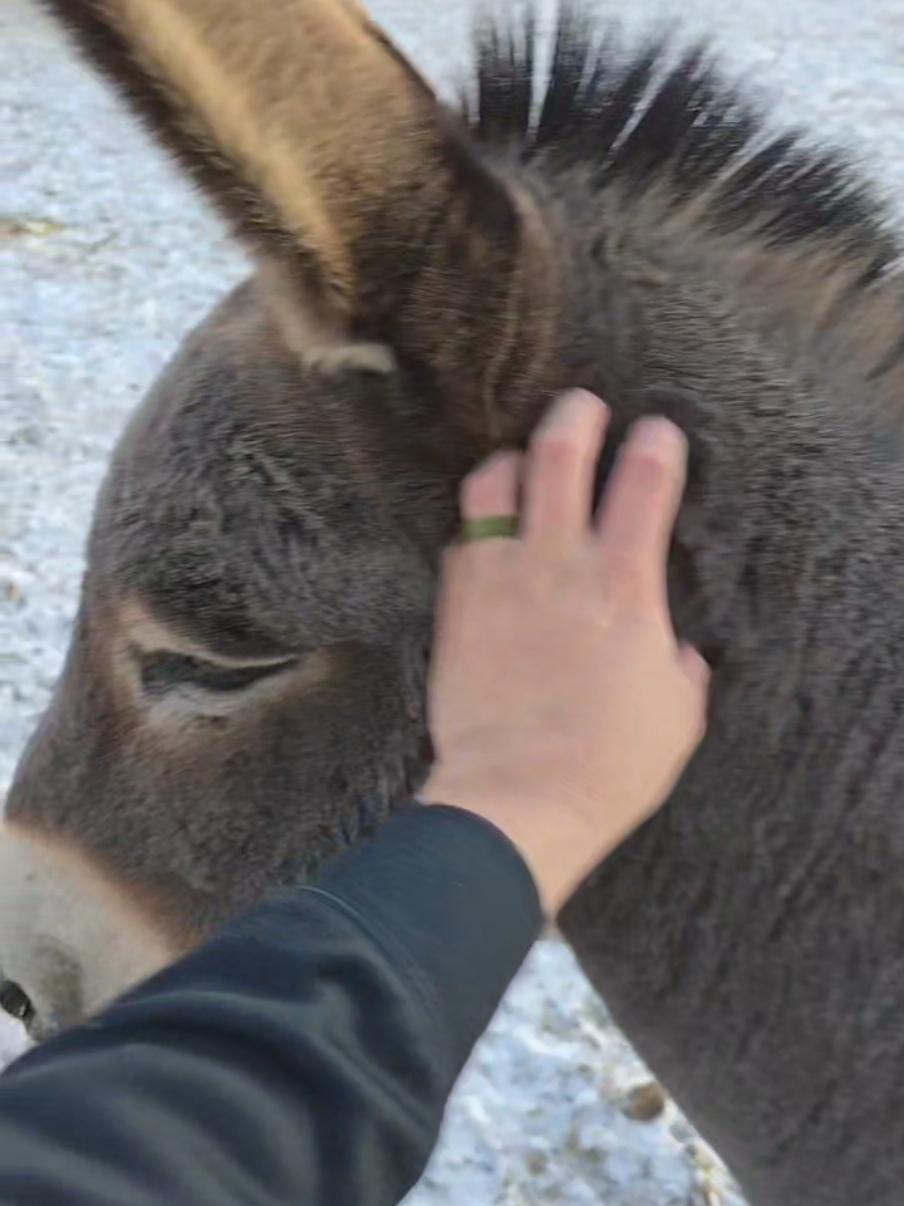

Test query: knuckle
[533,427,586,468]
[462,476,504,516]
[462,451,518,502]
[623,448,673,496]
[605,551,647,601]
[460,471,488,510]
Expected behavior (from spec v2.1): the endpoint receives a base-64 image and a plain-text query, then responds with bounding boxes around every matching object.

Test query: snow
[4,0,904,1200]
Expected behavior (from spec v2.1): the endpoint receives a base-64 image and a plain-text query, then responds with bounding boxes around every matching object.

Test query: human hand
[420,390,709,915]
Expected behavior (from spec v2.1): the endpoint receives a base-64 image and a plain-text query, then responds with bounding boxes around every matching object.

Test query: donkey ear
[41,0,559,453]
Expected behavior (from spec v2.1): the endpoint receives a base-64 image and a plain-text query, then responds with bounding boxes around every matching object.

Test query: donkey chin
[0,821,177,1045]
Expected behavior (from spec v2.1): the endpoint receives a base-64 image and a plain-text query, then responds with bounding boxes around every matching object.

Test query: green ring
[460,514,519,543]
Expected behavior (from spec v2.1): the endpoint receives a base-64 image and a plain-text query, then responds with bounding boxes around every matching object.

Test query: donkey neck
[677,376,904,671]
[556,222,904,1204]
[541,176,904,687]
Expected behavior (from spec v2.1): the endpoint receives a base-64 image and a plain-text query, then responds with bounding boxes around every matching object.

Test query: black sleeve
[0,804,542,1206]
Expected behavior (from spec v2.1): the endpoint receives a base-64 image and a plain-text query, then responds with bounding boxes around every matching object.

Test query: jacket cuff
[312,804,543,1073]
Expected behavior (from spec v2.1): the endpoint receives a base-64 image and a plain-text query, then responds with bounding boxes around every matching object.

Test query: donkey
[5,0,904,1201]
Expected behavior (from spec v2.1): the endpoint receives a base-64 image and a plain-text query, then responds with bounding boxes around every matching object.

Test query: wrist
[419,770,579,916]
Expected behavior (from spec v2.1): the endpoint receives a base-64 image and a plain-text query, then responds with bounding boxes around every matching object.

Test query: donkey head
[2,0,564,1038]
[7,0,902,1046]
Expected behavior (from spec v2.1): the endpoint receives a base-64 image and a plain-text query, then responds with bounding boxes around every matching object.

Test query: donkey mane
[40,1,904,395]
[473,10,897,265]
[469,9,904,390]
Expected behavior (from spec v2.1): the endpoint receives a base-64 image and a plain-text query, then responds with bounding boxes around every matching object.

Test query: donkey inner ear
[42,0,561,453]
[256,258,399,380]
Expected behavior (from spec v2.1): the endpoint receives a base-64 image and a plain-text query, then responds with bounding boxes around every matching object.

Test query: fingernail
[537,389,607,433]
[473,449,519,475]
[561,388,606,408]
[631,417,686,460]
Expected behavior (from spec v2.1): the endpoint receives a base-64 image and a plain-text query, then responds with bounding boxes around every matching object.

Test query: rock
[622,1082,669,1123]
[0,214,65,238]
[0,579,25,605]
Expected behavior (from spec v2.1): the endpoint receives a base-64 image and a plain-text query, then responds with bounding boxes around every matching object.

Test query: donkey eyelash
[136,650,299,696]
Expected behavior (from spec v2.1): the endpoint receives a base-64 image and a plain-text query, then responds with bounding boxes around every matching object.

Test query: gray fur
[7,4,904,1202]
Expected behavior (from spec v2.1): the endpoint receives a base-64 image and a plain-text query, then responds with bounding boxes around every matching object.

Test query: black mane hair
[470,6,899,273]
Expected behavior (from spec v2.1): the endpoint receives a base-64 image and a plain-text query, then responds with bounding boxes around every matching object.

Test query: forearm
[0,806,541,1206]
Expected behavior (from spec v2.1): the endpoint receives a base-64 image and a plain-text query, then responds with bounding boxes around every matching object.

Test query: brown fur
[9,2,904,1202]
[44,0,561,457]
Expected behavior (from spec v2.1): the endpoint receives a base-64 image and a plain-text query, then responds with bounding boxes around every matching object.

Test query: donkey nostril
[0,981,35,1026]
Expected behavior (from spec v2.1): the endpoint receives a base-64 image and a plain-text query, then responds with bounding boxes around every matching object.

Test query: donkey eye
[138,651,298,695]
[0,980,35,1026]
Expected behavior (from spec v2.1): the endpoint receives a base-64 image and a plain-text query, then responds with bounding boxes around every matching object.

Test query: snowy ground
[4,0,904,1201]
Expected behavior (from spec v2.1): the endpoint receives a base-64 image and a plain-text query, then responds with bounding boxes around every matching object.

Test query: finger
[431,546,465,657]
[522,390,609,541]
[595,417,688,611]
[460,450,521,524]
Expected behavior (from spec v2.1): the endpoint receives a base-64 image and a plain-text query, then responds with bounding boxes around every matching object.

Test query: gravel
[4,0,904,1200]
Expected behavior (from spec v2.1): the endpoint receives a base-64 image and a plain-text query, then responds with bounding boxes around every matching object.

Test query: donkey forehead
[89,456,436,656]
[86,302,440,650]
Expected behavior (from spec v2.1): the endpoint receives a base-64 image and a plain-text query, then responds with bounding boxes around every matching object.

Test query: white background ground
[3,1,904,1202]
